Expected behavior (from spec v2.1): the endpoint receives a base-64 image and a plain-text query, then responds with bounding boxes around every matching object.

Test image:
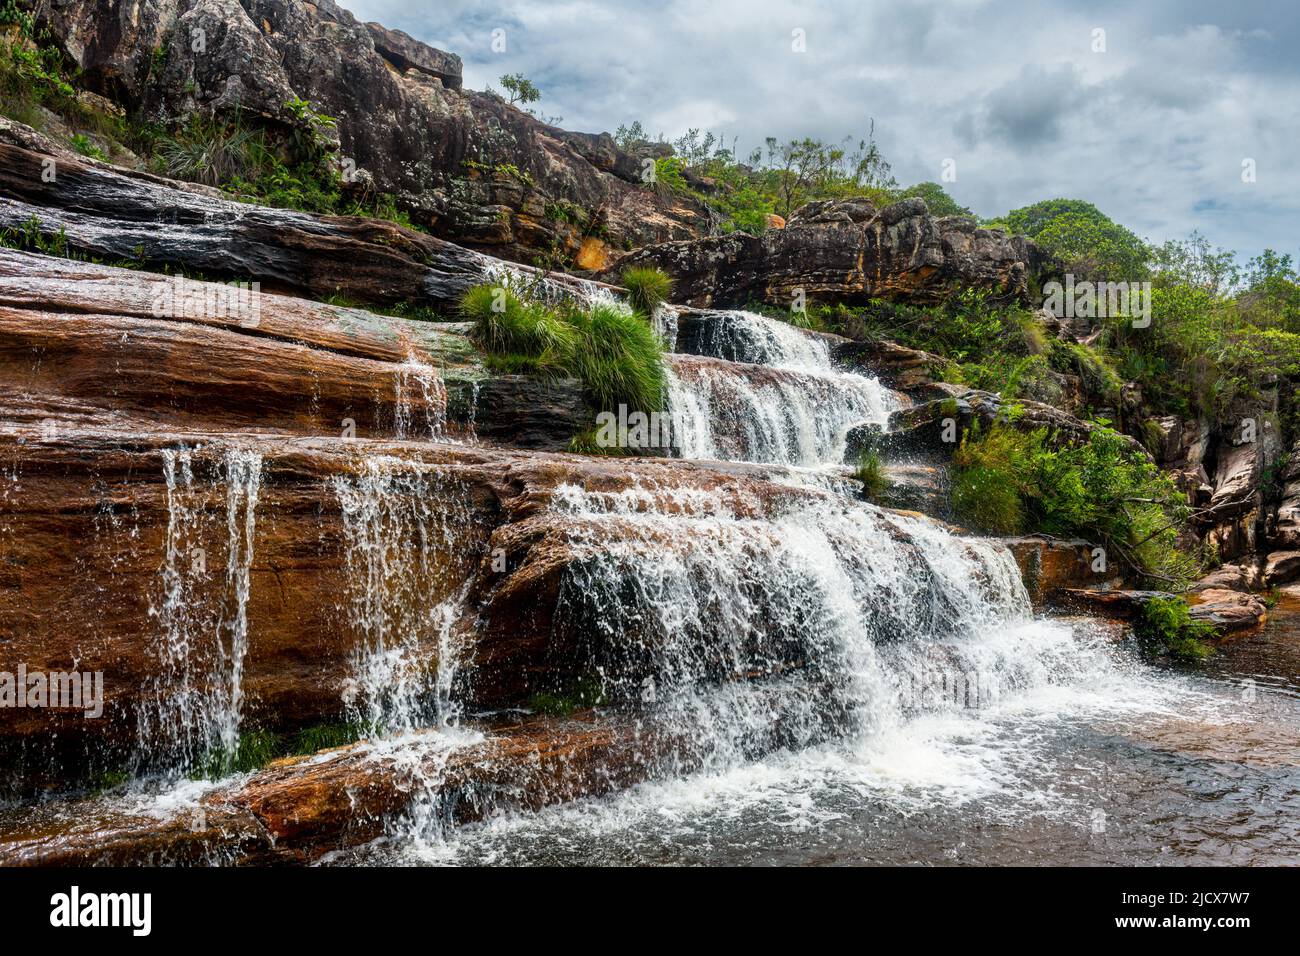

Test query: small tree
[500,73,540,106]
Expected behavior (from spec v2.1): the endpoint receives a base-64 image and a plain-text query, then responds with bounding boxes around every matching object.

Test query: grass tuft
[460,284,665,417]
[620,265,672,317]
[855,448,890,499]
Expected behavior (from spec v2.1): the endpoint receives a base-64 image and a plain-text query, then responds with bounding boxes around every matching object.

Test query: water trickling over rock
[331,456,487,732]
[136,448,263,777]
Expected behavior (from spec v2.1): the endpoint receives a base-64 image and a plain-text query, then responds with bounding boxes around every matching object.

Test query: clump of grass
[191,721,374,779]
[154,114,265,188]
[290,721,370,754]
[192,729,281,779]
[621,265,672,316]
[459,284,665,416]
[459,284,576,369]
[1135,596,1215,661]
[565,302,665,414]
[855,448,890,499]
[69,132,108,161]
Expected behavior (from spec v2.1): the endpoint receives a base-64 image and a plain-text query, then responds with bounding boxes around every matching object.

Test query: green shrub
[621,265,672,316]
[0,1,34,36]
[0,214,72,257]
[1135,596,1215,661]
[69,132,107,161]
[950,423,1036,533]
[652,156,688,195]
[951,419,1196,585]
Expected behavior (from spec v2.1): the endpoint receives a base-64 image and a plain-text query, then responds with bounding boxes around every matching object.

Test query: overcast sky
[344,0,1297,263]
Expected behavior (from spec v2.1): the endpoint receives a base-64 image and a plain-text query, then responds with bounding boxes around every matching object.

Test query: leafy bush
[951,419,1196,585]
[0,1,34,36]
[621,265,672,316]
[68,132,107,160]
[988,198,1150,280]
[950,422,1037,533]
[1135,596,1215,661]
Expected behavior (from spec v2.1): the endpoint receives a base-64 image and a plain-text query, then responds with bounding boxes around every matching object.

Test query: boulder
[1187,589,1268,634]
[832,339,952,396]
[1191,562,1265,593]
[854,388,1140,462]
[0,714,694,865]
[362,21,462,88]
[1263,550,1300,587]
[1001,537,1120,603]
[1057,589,1173,620]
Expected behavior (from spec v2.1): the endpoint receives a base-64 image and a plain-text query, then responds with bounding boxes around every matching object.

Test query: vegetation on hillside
[0,28,416,226]
[950,419,1199,586]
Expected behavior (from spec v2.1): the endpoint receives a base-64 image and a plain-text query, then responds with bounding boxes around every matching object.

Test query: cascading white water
[393,355,449,441]
[665,356,895,466]
[684,309,838,371]
[546,482,1041,761]
[663,310,898,467]
[331,456,485,733]
[482,261,626,311]
[137,447,263,775]
[389,477,1173,861]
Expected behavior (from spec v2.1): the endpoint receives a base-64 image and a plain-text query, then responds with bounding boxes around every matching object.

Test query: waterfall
[393,355,449,441]
[390,475,1125,858]
[331,456,485,733]
[546,483,1038,763]
[137,447,263,776]
[665,356,895,466]
[663,310,898,467]
[680,309,839,370]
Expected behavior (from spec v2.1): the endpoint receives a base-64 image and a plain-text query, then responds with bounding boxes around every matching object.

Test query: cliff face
[32,0,710,264]
[607,198,1047,308]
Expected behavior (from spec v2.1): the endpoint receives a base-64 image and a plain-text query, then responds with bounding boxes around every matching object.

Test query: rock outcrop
[0,120,624,313]
[1060,587,1266,637]
[30,0,710,263]
[604,198,1044,309]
